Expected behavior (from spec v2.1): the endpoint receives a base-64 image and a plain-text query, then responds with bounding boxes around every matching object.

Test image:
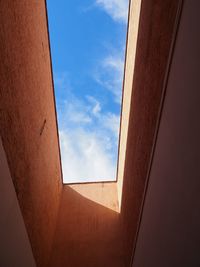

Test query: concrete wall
[120,0,181,261]
[48,183,127,267]
[0,138,36,267]
[132,0,200,266]
[0,1,62,266]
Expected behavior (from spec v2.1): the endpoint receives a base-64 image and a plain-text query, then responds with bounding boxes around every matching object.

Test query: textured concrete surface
[133,0,200,265]
[49,183,126,267]
[0,1,62,266]
[120,0,181,261]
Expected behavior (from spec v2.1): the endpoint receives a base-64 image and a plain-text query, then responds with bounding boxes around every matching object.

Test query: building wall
[0,1,62,266]
[48,183,127,267]
[119,0,181,261]
[0,138,36,267]
[132,0,200,266]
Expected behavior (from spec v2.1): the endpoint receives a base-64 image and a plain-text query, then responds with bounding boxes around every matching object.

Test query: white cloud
[94,54,125,103]
[86,95,101,116]
[95,0,129,23]
[59,129,116,183]
[54,82,120,183]
[64,98,92,125]
[103,56,124,73]
[101,112,120,138]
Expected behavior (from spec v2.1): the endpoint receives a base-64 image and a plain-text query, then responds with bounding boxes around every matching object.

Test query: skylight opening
[46,0,130,184]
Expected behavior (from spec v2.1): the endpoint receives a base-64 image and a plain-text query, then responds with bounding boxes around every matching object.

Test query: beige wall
[133,0,200,266]
[0,138,36,267]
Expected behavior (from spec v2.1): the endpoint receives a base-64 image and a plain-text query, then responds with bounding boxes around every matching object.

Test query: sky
[46,0,129,183]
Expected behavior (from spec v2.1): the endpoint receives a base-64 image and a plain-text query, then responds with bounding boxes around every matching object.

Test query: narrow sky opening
[46,0,129,184]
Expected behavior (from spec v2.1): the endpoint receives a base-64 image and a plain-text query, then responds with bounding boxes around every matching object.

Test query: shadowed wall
[133,0,200,265]
[119,0,181,261]
[0,138,36,267]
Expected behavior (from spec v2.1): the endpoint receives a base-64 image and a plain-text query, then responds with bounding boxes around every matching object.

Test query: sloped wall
[0,1,62,266]
[120,0,181,261]
[133,0,200,266]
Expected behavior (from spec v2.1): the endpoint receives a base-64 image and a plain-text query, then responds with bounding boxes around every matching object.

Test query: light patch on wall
[46,0,129,183]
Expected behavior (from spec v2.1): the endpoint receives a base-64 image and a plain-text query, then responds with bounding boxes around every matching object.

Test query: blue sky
[46,0,129,183]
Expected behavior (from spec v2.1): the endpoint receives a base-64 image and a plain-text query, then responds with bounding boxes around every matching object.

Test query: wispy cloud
[95,0,129,23]
[86,95,101,116]
[54,73,120,183]
[59,129,116,183]
[64,96,92,125]
[101,112,120,139]
[94,54,125,104]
